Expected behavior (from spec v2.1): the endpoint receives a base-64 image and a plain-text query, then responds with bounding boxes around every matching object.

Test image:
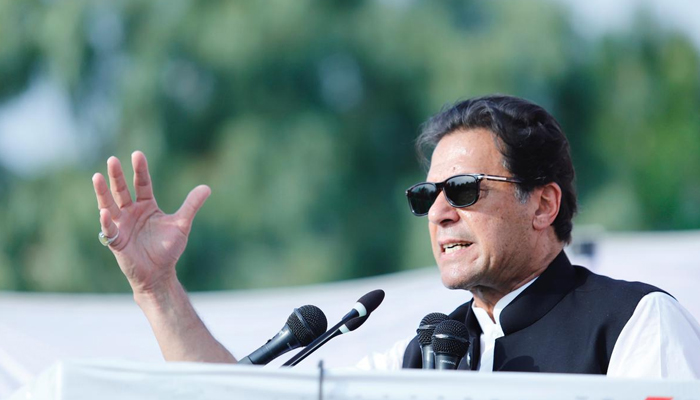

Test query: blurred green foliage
[0,0,698,292]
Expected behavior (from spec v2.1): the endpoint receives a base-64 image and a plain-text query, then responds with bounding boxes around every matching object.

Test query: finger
[93,173,121,219]
[175,185,211,232]
[132,151,155,202]
[107,156,134,209]
[100,208,123,248]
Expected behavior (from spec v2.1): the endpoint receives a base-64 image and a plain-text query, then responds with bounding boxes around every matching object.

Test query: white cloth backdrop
[1,230,699,397]
[9,359,700,400]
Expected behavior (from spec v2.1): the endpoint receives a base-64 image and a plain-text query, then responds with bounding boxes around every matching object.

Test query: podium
[9,359,700,400]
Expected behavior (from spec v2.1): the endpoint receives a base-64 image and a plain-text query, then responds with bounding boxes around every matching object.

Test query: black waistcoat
[402,251,665,373]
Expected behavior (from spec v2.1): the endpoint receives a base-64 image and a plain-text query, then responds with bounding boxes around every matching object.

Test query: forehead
[427,128,506,181]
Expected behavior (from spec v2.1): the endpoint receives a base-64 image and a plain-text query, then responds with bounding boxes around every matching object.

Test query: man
[93,94,700,376]
[397,95,700,375]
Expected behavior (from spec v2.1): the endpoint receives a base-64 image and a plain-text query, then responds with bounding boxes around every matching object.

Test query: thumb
[176,185,211,231]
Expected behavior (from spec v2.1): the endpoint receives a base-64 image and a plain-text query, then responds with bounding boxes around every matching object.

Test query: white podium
[9,359,700,400]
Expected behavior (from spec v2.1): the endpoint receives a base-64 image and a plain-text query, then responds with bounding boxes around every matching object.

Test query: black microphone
[338,314,368,335]
[417,312,449,369]
[317,314,368,344]
[282,289,385,367]
[432,319,470,370]
[339,289,385,322]
[238,305,327,365]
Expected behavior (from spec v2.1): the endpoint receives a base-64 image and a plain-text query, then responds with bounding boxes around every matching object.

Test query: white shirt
[357,289,700,379]
[471,278,535,372]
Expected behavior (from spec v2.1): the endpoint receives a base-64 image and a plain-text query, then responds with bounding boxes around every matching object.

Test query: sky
[553,0,700,48]
[0,0,698,177]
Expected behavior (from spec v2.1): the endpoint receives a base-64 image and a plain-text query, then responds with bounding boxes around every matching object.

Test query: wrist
[133,276,186,312]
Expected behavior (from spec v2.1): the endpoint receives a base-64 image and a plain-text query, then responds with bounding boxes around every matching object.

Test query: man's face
[427,128,537,292]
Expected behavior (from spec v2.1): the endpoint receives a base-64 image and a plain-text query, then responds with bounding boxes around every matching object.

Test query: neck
[471,246,562,322]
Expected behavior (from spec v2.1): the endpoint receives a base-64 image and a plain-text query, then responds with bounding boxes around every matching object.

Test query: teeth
[443,243,471,254]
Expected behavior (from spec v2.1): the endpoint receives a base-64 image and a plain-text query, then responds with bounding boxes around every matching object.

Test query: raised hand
[92,151,235,362]
[92,151,211,295]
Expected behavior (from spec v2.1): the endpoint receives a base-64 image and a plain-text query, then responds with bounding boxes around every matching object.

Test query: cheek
[428,223,440,251]
[466,212,511,251]
[487,210,532,252]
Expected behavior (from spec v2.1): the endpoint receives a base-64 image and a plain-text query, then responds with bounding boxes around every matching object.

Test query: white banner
[9,359,700,400]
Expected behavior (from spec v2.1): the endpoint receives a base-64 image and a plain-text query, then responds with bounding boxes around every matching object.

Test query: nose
[428,190,460,226]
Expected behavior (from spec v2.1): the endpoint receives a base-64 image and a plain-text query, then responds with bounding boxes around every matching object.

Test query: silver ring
[98,230,119,247]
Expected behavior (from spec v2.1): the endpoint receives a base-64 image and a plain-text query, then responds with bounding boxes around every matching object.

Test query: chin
[442,281,464,290]
[438,261,482,291]
[439,270,470,291]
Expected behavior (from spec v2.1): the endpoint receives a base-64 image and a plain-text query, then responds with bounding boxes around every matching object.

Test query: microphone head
[345,315,368,332]
[432,320,470,358]
[287,305,328,346]
[416,312,449,346]
[356,289,385,315]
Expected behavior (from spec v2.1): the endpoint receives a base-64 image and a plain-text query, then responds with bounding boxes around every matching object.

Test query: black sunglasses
[405,174,522,216]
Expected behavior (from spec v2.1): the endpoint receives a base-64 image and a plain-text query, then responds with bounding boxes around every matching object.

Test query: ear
[532,182,562,232]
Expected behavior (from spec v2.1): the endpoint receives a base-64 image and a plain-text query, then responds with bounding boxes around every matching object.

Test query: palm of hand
[93,151,210,294]
[115,203,188,291]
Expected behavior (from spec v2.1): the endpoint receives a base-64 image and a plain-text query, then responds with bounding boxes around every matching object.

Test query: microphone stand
[282,317,348,367]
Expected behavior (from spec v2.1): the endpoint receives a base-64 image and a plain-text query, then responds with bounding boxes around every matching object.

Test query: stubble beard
[439,259,485,292]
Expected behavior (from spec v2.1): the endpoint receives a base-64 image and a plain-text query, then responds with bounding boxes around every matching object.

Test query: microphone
[338,314,368,335]
[238,305,327,365]
[416,312,449,369]
[432,319,470,370]
[339,289,385,322]
[282,289,385,367]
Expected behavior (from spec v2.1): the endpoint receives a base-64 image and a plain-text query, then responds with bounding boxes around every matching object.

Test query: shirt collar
[498,251,576,335]
[471,277,537,335]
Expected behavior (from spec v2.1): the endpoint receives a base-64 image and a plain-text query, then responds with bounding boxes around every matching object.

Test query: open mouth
[442,242,473,255]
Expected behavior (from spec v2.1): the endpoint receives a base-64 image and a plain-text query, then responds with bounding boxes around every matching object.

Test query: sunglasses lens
[407,183,438,215]
[444,175,478,207]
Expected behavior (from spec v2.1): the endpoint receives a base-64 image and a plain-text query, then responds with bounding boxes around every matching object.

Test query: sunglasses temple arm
[481,175,522,184]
